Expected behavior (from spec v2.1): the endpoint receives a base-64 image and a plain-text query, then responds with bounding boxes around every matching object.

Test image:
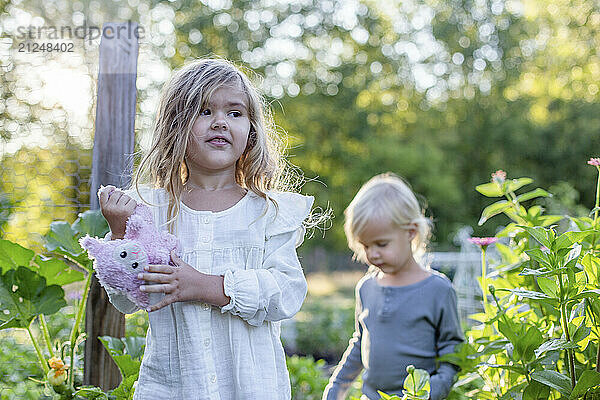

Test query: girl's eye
[229,111,242,117]
[377,243,388,247]
[200,109,211,116]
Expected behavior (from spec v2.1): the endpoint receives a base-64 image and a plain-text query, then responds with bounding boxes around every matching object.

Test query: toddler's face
[357,219,416,276]
[187,82,251,175]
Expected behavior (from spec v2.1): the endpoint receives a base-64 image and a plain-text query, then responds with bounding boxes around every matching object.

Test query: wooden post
[85,21,139,390]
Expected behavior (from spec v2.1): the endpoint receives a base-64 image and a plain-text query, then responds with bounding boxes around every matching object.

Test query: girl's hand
[98,185,137,239]
[139,250,230,312]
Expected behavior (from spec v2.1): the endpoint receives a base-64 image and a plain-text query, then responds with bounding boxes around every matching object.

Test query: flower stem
[39,315,55,358]
[68,271,92,387]
[27,321,49,375]
[558,273,576,388]
[481,247,488,312]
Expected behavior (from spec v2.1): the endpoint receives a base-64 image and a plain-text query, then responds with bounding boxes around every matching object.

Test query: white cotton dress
[104,186,313,400]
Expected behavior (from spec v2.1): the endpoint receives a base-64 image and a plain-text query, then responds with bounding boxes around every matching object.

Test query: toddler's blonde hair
[344,173,432,264]
[133,58,291,230]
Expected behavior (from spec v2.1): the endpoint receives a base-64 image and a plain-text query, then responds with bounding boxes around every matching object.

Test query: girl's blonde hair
[133,58,291,230]
[344,173,432,264]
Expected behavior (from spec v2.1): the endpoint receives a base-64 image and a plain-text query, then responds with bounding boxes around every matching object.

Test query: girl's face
[186,83,251,177]
[357,219,417,276]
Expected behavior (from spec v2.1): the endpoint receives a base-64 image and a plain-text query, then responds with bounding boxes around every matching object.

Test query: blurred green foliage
[1,0,599,253]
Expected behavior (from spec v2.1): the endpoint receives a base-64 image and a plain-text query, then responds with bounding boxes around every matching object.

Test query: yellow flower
[48,356,65,371]
[47,357,68,386]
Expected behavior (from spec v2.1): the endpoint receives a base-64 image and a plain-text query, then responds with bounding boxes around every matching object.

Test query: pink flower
[588,158,600,166]
[491,170,507,183]
[468,237,498,247]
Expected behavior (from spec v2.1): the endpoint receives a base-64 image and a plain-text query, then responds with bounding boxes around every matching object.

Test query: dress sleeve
[430,286,464,400]
[220,193,314,326]
[322,284,365,400]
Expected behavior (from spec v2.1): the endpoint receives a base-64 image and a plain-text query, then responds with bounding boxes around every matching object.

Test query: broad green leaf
[109,374,137,400]
[523,380,551,400]
[517,188,551,203]
[570,370,600,399]
[506,177,534,193]
[33,255,84,286]
[121,336,146,360]
[72,210,109,238]
[478,200,512,225]
[519,226,552,249]
[553,231,594,252]
[537,277,559,298]
[476,182,504,197]
[72,386,109,399]
[45,221,83,255]
[534,339,578,358]
[0,240,35,270]
[531,370,572,396]
[99,336,144,379]
[0,266,66,330]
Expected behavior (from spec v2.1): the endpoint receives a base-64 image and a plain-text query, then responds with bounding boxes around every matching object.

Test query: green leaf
[506,177,534,193]
[478,200,512,225]
[515,325,544,362]
[570,370,600,399]
[0,240,35,270]
[553,231,594,252]
[499,289,551,300]
[109,374,138,400]
[517,188,551,203]
[0,266,66,330]
[72,210,109,238]
[519,226,552,249]
[531,370,572,396]
[539,215,565,227]
[523,380,551,400]
[525,249,553,268]
[73,386,109,399]
[476,182,504,197]
[99,336,143,379]
[537,277,559,298]
[534,339,579,358]
[45,221,83,255]
[33,255,84,286]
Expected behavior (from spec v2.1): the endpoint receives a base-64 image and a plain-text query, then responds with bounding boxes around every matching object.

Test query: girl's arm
[220,225,308,326]
[322,286,364,400]
[429,287,464,400]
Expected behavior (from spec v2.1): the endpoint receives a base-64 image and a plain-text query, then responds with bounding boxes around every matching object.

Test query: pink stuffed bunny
[80,199,180,309]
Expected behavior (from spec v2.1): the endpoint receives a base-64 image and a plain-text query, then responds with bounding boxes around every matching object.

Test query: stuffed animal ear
[79,235,103,258]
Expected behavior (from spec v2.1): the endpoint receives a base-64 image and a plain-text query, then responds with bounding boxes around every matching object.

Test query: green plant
[294,296,355,362]
[0,210,139,399]
[444,163,600,399]
[287,355,330,400]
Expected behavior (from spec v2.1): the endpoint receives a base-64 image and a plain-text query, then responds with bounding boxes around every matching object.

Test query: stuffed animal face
[113,242,148,272]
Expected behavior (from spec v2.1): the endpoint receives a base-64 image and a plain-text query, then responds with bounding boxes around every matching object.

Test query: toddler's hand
[139,250,230,312]
[98,185,137,239]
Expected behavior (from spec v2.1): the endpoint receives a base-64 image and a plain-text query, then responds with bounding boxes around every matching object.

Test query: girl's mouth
[207,138,230,146]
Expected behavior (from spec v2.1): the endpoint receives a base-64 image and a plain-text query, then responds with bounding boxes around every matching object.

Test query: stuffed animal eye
[120,251,127,258]
[131,262,138,268]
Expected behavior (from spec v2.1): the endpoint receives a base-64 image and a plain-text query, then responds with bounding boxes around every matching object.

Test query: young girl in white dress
[98,58,315,400]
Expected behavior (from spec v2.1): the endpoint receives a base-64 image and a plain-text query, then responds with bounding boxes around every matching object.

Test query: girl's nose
[211,120,227,130]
